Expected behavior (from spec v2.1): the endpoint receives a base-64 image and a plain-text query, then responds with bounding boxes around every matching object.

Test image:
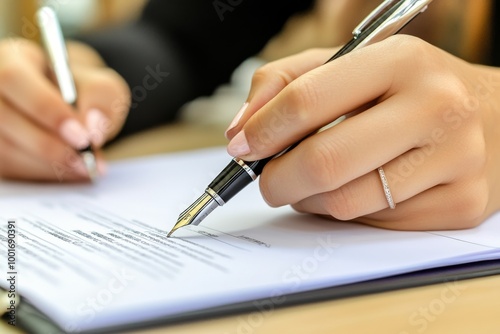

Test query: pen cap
[353,0,433,48]
[37,7,77,105]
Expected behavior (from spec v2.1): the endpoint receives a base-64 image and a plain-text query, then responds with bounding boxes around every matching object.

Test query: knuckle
[439,80,470,107]
[464,132,487,170]
[81,68,130,98]
[323,186,360,221]
[386,35,430,63]
[299,48,324,58]
[451,181,489,228]
[399,35,429,54]
[103,68,127,88]
[0,38,24,57]
[245,114,276,153]
[286,75,321,116]
[251,64,275,86]
[0,62,24,85]
[447,128,487,179]
[301,134,352,189]
[245,107,295,155]
[415,79,471,133]
[85,70,120,92]
[252,63,295,92]
[84,69,131,117]
[290,203,307,214]
[258,172,279,207]
[387,36,444,81]
[434,79,468,106]
[114,73,132,100]
[297,140,337,190]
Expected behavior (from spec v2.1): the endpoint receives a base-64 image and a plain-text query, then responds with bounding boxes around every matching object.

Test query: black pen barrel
[208,157,273,203]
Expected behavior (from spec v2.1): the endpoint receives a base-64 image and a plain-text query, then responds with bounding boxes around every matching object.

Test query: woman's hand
[225,35,500,230]
[0,39,130,182]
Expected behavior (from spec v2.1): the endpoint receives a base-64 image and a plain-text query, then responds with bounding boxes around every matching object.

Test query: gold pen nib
[166,229,176,238]
[167,192,219,237]
[167,214,193,237]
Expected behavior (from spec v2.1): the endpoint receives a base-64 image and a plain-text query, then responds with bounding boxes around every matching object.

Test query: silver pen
[36,6,98,181]
[168,0,434,237]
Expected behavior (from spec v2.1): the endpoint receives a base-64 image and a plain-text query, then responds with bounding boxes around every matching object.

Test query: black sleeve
[78,0,313,138]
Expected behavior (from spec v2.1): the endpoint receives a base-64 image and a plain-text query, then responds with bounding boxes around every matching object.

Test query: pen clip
[352,0,433,46]
[353,0,400,37]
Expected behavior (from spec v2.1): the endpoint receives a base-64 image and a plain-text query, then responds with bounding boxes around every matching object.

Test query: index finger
[0,55,90,149]
[225,48,336,139]
[227,36,420,160]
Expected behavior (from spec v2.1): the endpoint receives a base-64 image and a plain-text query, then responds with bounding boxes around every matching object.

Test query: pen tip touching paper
[168,192,219,237]
[166,228,177,238]
[167,217,187,238]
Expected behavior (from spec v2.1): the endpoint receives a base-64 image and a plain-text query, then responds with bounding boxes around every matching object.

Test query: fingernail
[227,130,250,157]
[225,102,248,139]
[59,119,90,149]
[86,108,108,147]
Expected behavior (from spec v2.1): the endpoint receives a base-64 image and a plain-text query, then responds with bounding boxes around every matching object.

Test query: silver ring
[377,167,396,209]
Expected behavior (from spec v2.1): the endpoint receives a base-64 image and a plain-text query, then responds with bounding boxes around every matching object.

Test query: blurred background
[0,0,147,39]
[0,0,492,130]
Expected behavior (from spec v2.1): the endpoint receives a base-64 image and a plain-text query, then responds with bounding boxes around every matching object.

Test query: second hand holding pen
[168,0,434,237]
[37,7,98,181]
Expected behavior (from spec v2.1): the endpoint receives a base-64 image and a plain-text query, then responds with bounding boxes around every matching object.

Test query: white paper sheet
[0,147,499,332]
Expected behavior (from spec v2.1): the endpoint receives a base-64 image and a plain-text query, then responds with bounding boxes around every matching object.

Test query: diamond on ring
[377,167,396,209]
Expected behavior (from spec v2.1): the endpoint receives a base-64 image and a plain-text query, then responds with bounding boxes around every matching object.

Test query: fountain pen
[37,7,98,181]
[167,0,433,237]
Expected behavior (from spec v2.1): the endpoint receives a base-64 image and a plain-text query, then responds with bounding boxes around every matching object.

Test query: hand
[225,35,500,230]
[0,39,130,182]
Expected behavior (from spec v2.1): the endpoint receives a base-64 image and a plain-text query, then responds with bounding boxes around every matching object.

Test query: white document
[0,147,499,332]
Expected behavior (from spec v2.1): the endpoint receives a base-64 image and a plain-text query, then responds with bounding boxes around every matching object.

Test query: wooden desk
[103,122,229,161]
[2,122,499,334]
[131,275,500,334]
